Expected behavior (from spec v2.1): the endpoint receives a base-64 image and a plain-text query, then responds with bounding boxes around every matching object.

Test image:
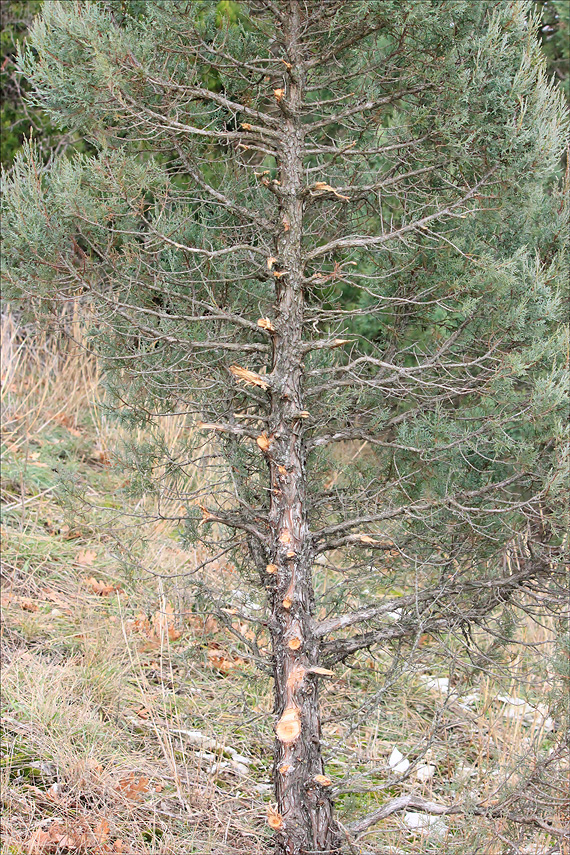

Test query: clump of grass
[1,308,272,853]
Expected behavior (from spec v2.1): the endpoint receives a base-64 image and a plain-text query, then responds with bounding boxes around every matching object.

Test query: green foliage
[0,0,247,170]
[535,0,570,100]
[1,0,44,169]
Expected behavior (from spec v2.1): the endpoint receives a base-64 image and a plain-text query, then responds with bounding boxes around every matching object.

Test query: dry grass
[0,310,271,854]
[1,309,568,855]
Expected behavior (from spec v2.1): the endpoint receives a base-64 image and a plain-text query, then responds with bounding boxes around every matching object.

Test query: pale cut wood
[229,364,269,389]
[258,316,276,331]
[267,807,284,830]
[275,706,301,743]
[256,432,271,451]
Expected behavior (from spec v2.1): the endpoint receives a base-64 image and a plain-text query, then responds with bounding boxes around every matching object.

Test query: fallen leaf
[26,827,52,854]
[46,783,60,800]
[358,535,381,545]
[20,598,39,613]
[207,644,244,674]
[132,613,152,633]
[151,603,181,641]
[94,818,110,844]
[84,577,121,596]
[54,413,82,436]
[117,772,149,801]
[75,548,97,566]
[58,833,78,849]
[186,614,219,635]
[134,706,151,719]
[45,519,70,537]
[26,822,78,854]
[90,446,111,465]
[41,590,73,610]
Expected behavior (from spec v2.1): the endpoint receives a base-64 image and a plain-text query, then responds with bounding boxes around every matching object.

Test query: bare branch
[305,171,495,260]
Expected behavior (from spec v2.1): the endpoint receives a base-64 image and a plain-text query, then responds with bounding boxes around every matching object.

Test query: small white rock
[174,729,217,751]
[415,763,436,782]
[389,747,410,774]
[419,675,450,694]
[457,692,480,709]
[404,812,448,838]
[230,753,251,766]
[229,761,249,776]
[454,761,477,782]
[208,760,230,774]
[497,695,554,728]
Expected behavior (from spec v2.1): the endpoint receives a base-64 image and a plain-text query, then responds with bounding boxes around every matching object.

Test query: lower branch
[348,794,569,837]
[321,554,554,665]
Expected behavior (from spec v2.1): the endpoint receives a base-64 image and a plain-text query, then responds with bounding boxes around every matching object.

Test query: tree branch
[305,171,495,260]
[307,86,431,131]
[348,794,569,837]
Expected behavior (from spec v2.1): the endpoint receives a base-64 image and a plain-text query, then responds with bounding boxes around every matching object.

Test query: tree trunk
[264,4,341,853]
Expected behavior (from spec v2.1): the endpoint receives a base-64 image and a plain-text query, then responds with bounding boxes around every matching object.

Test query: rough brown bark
[263,4,340,853]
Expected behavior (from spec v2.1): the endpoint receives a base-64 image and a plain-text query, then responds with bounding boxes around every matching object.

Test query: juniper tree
[2,1,568,852]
